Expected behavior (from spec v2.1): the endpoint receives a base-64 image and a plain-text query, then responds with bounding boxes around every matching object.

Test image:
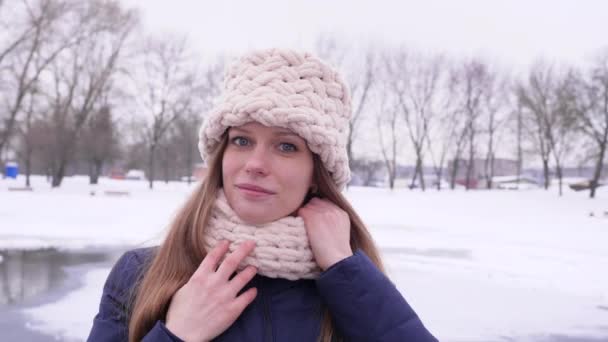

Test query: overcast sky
[120,0,608,69]
[118,0,607,164]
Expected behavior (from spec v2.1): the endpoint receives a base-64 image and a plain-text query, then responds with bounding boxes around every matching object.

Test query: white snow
[1,175,607,341]
[23,266,110,342]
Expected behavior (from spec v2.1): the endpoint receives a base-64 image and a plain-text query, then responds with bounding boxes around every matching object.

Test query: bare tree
[552,74,579,195]
[80,105,120,184]
[346,51,376,177]
[129,35,203,189]
[314,36,376,184]
[374,82,400,190]
[482,74,509,189]
[385,49,444,191]
[501,82,528,188]
[446,67,469,190]
[24,115,54,181]
[177,61,223,184]
[171,115,197,182]
[518,62,555,190]
[449,59,490,190]
[572,51,608,198]
[44,0,136,187]
[0,0,76,157]
[156,134,180,183]
[518,93,551,189]
[172,85,217,184]
[0,0,37,66]
[426,92,460,190]
[16,87,41,187]
[518,61,574,194]
[515,101,524,185]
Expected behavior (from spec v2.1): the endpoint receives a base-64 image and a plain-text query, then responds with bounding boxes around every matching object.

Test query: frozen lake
[0,247,120,341]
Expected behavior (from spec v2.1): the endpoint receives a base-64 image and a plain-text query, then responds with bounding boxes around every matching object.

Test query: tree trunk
[555,163,563,196]
[51,162,66,187]
[465,137,474,190]
[489,155,495,189]
[148,145,156,190]
[409,165,419,189]
[163,156,170,184]
[516,105,523,186]
[450,159,460,190]
[89,162,95,185]
[0,100,25,155]
[542,158,550,190]
[436,167,443,190]
[415,156,426,191]
[485,152,495,189]
[589,140,606,198]
[89,160,102,185]
[24,147,32,188]
[388,170,395,189]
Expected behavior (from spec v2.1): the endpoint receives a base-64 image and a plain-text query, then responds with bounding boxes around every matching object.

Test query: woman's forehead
[230,122,299,137]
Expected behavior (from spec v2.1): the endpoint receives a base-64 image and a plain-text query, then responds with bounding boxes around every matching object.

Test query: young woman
[88,49,437,342]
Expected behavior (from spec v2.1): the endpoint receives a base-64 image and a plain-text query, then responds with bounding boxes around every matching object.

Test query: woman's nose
[244,145,269,176]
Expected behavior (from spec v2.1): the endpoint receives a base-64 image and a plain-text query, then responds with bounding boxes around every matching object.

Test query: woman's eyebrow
[274,131,299,138]
[230,127,250,134]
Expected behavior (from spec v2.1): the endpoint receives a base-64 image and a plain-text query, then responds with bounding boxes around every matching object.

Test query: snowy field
[1,175,607,342]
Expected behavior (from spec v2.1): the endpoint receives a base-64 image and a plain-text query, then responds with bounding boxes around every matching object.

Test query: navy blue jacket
[88,247,437,341]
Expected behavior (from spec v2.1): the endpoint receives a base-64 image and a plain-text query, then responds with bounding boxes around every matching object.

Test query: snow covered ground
[1,175,607,341]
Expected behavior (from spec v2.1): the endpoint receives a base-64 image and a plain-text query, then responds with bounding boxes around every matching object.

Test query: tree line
[316,38,607,198]
[1,1,606,198]
[0,0,221,189]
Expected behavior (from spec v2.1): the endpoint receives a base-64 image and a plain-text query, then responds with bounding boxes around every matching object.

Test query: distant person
[87,49,437,342]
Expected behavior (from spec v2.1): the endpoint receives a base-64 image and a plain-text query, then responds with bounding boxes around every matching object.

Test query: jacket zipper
[260,277,273,342]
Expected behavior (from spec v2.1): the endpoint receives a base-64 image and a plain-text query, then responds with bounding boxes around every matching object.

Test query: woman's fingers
[166,240,258,342]
[230,287,258,313]
[216,240,256,280]
[194,240,230,278]
[228,265,257,294]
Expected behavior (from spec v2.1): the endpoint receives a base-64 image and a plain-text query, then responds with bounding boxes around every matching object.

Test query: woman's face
[222,122,315,224]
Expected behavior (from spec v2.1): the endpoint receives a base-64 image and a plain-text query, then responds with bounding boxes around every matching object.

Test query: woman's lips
[235,184,275,199]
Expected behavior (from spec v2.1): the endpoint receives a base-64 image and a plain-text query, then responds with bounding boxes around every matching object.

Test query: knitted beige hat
[198,49,352,190]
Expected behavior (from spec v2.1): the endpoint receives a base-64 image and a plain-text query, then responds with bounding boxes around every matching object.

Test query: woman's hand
[297,198,353,271]
[165,240,258,342]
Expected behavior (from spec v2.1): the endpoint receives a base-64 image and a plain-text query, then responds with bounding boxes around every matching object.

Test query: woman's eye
[279,142,297,152]
[232,137,249,146]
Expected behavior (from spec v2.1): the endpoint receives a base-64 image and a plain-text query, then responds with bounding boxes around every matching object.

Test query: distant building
[108,168,126,179]
[491,175,539,190]
[447,158,519,189]
[560,165,608,179]
[125,169,145,180]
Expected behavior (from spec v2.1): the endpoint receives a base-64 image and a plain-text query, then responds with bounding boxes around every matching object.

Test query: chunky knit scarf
[203,190,321,281]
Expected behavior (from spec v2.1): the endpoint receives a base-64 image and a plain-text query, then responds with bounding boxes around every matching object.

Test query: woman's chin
[230,197,301,224]
[235,209,285,225]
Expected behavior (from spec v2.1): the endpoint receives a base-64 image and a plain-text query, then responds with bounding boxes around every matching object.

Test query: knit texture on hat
[198,49,352,190]
[203,189,321,280]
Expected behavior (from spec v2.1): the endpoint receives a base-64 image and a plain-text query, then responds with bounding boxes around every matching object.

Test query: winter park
[1,1,608,342]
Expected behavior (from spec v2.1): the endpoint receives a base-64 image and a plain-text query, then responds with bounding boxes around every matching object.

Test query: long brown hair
[128,133,386,342]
